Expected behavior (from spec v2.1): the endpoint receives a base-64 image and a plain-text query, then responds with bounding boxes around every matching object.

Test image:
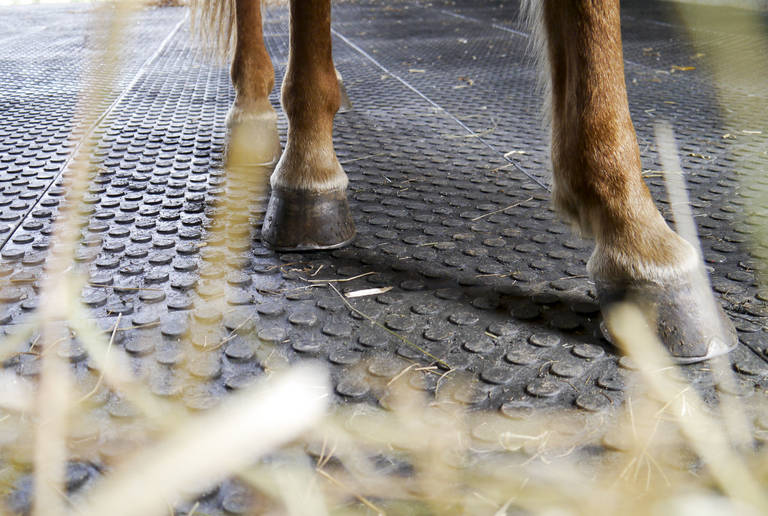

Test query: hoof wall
[261,188,355,251]
[597,276,737,364]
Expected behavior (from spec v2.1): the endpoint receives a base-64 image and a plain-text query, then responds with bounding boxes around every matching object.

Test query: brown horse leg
[226,0,281,167]
[540,1,736,362]
[261,0,355,250]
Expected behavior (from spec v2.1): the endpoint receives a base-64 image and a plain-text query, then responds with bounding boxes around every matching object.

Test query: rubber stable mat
[0,4,185,251]
[1,1,767,513]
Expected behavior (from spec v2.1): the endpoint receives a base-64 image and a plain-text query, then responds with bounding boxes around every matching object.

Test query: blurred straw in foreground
[77,365,329,516]
[31,1,146,515]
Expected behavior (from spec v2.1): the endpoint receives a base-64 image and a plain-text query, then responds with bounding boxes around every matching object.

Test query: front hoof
[597,276,737,364]
[225,110,281,169]
[261,187,355,251]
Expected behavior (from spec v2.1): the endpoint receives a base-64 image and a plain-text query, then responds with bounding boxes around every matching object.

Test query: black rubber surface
[1,1,767,513]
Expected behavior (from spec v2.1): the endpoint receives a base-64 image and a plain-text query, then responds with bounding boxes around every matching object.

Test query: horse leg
[226,0,281,167]
[261,0,355,250]
[539,1,736,362]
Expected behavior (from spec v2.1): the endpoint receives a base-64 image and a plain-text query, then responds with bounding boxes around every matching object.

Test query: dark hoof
[261,187,355,251]
[597,275,737,364]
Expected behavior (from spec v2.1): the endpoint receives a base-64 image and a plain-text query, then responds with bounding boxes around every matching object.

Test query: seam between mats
[330,26,552,193]
[0,14,188,252]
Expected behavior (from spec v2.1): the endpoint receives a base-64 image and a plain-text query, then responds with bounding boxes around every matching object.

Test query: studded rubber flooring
[1,0,768,513]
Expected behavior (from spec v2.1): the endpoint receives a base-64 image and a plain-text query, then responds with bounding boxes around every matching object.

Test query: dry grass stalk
[607,304,767,513]
[27,1,144,515]
[77,366,329,516]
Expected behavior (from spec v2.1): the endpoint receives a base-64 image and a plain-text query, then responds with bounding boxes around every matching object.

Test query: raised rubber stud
[597,276,738,364]
[261,187,356,251]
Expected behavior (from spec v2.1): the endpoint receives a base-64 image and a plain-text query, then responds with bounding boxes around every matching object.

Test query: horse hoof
[261,187,356,251]
[225,111,281,169]
[596,275,737,364]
